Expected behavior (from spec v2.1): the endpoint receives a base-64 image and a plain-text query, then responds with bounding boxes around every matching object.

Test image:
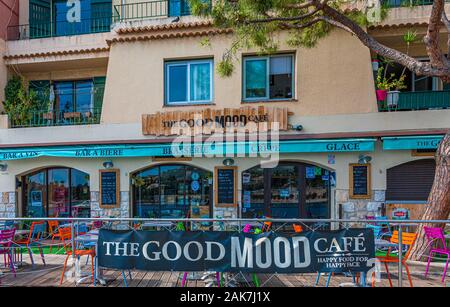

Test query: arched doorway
[131,164,213,219]
[21,167,90,218]
[242,162,331,219]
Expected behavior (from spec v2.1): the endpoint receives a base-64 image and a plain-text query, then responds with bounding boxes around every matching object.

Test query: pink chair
[0,228,16,277]
[424,226,450,282]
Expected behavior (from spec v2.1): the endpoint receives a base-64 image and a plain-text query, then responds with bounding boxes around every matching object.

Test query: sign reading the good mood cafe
[97,229,375,273]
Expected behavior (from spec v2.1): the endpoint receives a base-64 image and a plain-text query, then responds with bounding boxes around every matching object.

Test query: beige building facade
[0,1,448,226]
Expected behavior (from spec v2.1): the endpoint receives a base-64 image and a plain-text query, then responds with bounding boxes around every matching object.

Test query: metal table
[75,229,106,285]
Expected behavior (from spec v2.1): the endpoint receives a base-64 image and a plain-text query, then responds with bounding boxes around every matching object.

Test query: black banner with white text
[97,229,375,273]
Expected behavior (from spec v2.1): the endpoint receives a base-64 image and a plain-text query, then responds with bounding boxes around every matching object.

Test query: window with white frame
[243,54,294,101]
[165,59,213,105]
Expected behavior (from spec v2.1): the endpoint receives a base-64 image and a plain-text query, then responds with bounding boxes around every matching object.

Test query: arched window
[242,162,331,219]
[132,164,213,219]
[22,167,90,218]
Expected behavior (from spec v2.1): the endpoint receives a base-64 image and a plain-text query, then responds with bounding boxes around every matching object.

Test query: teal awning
[0,138,376,161]
[382,135,443,150]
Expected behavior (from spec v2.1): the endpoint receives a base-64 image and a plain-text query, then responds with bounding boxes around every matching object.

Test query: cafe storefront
[0,111,444,223]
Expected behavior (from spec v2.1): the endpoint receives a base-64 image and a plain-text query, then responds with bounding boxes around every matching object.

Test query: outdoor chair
[48,220,63,252]
[377,230,417,287]
[59,227,95,285]
[0,220,15,230]
[0,228,16,277]
[13,221,46,268]
[423,226,450,282]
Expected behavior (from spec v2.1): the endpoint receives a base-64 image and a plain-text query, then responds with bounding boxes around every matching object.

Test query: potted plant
[375,66,390,101]
[375,66,406,107]
[386,74,407,108]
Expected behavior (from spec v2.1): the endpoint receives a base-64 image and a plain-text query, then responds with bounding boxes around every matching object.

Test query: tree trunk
[410,131,450,261]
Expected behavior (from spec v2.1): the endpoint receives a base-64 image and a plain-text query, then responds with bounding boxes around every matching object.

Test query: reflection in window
[241,163,330,220]
[270,165,300,218]
[305,166,330,219]
[26,171,46,217]
[71,169,91,218]
[243,54,293,101]
[242,167,265,218]
[23,167,90,218]
[133,164,212,220]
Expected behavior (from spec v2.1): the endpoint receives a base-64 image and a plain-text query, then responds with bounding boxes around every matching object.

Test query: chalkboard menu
[349,164,371,199]
[215,166,237,207]
[99,169,120,208]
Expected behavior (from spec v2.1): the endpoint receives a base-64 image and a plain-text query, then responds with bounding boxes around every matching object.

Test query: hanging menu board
[349,164,371,199]
[215,166,237,207]
[99,169,120,208]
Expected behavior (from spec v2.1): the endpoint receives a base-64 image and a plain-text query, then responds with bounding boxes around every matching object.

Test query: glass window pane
[26,171,46,218]
[75,81,93,112]
[270,165,299,218]
[133,167,160,218]
[242,167,265,218]
[48,168,69,217]
[190,62,211,101]
[186,167,212,229]
[414,75,433,91]
[305,165,330,219]
[167,64,188,103]
[55,82,74,112]
[160,165,186,218]
[71,169,90,218]
[269,55,293,99]
[245,59,267,99]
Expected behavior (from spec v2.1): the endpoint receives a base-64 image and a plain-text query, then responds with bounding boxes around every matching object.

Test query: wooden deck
[0,254,448,287]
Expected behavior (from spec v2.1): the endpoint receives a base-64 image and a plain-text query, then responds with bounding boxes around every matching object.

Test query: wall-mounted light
[358,155,372,164]
[223,158,235,166]
[0,163,8,172]
[102,161,114,169]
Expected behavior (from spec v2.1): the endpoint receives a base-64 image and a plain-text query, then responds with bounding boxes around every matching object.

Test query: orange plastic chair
[48,221,62,252]
[59,227,96,285]
[292,224,303,233]
[14,221,46,267]
[376,230,417,287]
[261,221,272,233]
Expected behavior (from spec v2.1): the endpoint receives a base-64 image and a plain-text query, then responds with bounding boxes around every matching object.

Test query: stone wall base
[336,189,386,227]
[0,192,16,218]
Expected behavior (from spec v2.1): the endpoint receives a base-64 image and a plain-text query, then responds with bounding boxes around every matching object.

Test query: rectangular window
[54,80,94,112]
[243,54,294,101]
[165,59,213,105]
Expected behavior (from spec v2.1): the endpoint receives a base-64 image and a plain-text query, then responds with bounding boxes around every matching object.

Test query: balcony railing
[9,107,102,128]
[383,0,450,7]
[378,90,450,111]
[7,16,112,40]
[113,0,211,22]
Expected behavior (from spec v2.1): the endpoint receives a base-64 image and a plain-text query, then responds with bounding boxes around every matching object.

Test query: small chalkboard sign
[99,169,120,208]
[349,163,371,199]
[215,166,237,207]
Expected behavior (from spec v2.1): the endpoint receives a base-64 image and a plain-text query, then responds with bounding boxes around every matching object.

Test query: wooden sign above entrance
[142,107,291,136]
